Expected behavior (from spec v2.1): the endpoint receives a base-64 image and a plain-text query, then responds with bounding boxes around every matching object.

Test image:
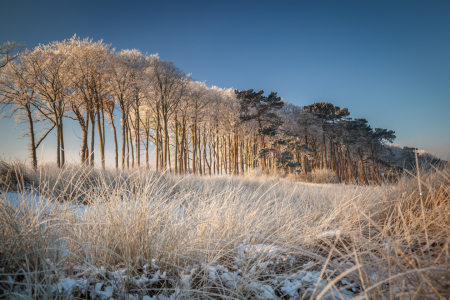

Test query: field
[0,161,449,299]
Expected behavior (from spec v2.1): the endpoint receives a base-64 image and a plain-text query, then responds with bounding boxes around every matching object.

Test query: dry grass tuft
[0,161,449,299]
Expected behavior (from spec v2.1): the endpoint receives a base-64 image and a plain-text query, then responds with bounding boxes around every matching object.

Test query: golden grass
[0,160,449,299]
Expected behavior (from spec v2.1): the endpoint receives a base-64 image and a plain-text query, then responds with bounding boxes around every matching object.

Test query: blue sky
[1,0,449,165]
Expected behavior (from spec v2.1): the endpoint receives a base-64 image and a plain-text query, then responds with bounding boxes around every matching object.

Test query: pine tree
[236,89,284,170]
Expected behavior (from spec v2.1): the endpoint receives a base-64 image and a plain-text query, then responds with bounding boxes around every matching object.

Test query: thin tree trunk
[56,119,61,168]
[322,131,327,169]
[90,111,95,166]
[126,120,130,169]
[81,111,90,166]
[101,108,105,150]
[175,113,178,174]
[358,148,368,185]
[26,106,38,169]
[121,114,126,169]
[129,123,134,168]
[111,113,118,169]
[185,136,188,174]
[163,106,168,170]
[216,126,220,174]
[60,115,65,167]
[146,118,150,169]
[192,124,197,174]
[135,95,140,167]
[240,139,244,175]
[156,107,160,172]
[96,106,105,169]
[346,146,356,183]
[198,127,202,175]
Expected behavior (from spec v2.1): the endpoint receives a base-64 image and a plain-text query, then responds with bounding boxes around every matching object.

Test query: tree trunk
[135,95,140,167]
[146,118,150,169]
[101,108,105,150]
[223,136,227,174]
[163,106,169,170]
[111,113,118,169]
[60,115,65,168]
[260,134,266,170]
[216,129,220,174]
[175,113,178,174]
[90,111,95,166]
[129,123,134,168]
[81,111,90,166]
[26,106,38,169]
[358,148,368,185]
[322,131,327,169]
[121,114,126,169]
[96,106,105,169]
[126,120,130,169]
[56,119,61,168]
[156,106,160,172]
[371,148,378,185]
[198,127,202,175]
[185,134,188,174]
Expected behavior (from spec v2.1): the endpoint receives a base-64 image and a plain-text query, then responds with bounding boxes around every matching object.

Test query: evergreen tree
[236,89,284,169]
[304,102,349,169]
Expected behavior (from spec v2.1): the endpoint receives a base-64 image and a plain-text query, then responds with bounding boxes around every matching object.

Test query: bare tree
[110,50,141,169]
[0,41,24,70]
[27,42,69,168]
[126,50,152,168]
[0,54,54,168]
[149,58,188,171]
[65,36,112,168]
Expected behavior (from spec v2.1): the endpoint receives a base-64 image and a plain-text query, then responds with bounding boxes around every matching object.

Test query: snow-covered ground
[6,242,359,300]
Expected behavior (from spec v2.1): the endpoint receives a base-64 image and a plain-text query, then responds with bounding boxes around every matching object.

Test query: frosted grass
[1,164,448,299]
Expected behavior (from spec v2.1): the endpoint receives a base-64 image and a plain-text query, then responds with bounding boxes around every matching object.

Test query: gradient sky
[1,0,449,166]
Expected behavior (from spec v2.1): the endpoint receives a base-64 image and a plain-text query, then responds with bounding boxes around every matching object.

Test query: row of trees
[0,37,398,184]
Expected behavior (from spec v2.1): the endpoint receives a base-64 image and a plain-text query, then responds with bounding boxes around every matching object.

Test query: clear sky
[1,0,449,166]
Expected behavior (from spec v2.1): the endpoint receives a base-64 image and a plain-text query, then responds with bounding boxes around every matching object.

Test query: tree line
[0,37,398,184]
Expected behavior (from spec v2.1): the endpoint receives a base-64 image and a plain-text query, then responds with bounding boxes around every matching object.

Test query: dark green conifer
[236,89,284,169]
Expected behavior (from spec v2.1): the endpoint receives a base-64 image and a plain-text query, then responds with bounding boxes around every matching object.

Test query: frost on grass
[1,165,449,299]
[5,245,358,299]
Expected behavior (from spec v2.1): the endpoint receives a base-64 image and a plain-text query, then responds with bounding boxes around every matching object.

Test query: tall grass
[0,159,449,299]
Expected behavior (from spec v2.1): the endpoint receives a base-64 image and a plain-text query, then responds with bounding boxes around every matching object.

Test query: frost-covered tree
[126,50,152,168]
[0,41,24,70]
[27,42,70,168]
[0,54,53,169]
[0,36,409,183]
[65,36,112,168]
[149,58,188,171]
[109,50,137,168]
